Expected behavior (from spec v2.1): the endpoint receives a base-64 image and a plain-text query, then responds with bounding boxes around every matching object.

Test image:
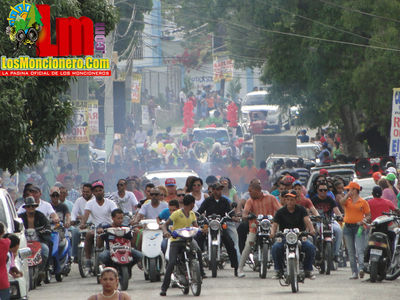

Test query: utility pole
[104,0,115,167]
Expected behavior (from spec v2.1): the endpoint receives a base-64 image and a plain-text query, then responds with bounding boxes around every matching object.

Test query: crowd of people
[1,157,400,299]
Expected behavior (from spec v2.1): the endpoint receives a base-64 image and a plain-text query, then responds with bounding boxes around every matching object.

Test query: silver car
[0,189,30,299]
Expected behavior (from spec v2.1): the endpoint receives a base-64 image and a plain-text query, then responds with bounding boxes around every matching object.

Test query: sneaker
[160,290,166,296]
[359,270,364,279]
[237,269,245,278]
[305,271,316,280]
[273,270,283,279]
[349,273,358,279]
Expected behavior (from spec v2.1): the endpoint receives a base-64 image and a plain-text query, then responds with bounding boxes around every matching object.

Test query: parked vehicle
[25,229,42,290]
[0,188,30,300]
[143,170,199,189]
[296,143,320,161]
[171,227,202,296]
[192,127,230,149]
[306,164,356,192]
[99,226,135,290]
[140,219,165,282]
[276,228,308,293]
[248,214,273,278]
[46,223,71,282]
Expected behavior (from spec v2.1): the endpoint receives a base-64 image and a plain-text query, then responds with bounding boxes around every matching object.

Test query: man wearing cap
[382,173,399,207]
[372,172,382,185]
[270,191,316,279]
[79,180,118,268]
[18,197,51,277]
[133,187,168,224]
[237,181,281,277]
[311,182,343,261]
[197,182,239,276]
[111,179,138,215]
[17,185,60,224]
[164,178,177,202]
[49,186,71,227]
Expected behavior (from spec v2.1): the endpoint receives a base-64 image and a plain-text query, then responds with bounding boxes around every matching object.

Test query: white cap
[387,167,397,174]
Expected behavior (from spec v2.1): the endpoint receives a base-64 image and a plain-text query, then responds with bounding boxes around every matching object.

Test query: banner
[62,101,89,144]
[131,73,142,103]
[88,100,99,135]
[389,88,400,160]
[213,56,234,82]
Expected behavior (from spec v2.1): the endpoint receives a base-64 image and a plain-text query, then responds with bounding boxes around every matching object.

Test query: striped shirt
[244,195,282,233]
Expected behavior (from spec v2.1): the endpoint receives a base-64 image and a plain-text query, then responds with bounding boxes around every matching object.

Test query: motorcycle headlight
[209,220,220,231]
[260,219,271,231]
[286,232,298,245]
[146,223,159,230]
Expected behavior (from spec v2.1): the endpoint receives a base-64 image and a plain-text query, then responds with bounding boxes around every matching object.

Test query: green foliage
[227,78,241,102]
[164,0,400,155]
[182,75,194,94]
[0,0,117,173]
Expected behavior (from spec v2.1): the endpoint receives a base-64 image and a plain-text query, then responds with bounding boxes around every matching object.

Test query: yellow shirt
[169,209,197,242]
[343,197,370,224]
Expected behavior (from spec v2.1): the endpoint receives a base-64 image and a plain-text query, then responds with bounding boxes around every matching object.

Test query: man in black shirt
[270,191,316,279]
[311,183,343,260]
[197,182,239,276]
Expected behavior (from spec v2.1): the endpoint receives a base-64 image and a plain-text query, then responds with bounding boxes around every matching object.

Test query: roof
[193,127,228,132]
[245,91,269,96]
[241,105,279,112]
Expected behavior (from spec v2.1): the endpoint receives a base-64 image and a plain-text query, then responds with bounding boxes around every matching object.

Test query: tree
[0,0,118,174]
[164,0,400,157]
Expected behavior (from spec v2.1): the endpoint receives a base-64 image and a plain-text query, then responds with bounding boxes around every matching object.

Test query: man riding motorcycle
[197,182,239,276]
[98,208,142,267]
[270,191,316,279]
[160,195,202,296]
[237,181,281,277]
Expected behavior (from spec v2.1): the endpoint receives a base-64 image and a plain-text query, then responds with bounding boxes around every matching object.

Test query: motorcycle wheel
[44,269,51,284]
[210,245,218,278]
[190,260,202,296]
[386,255,400,280]
[29,267,36,290]
[259,245,269,279]
[55,273,63,282]
[324,242,333,275]
[77,247,90,278]
[370,261,378,282]
[183,287,189,295]
[120,266,129,291]
[149,257,159,282]
[288,258,298,293]
[93,251,100,278]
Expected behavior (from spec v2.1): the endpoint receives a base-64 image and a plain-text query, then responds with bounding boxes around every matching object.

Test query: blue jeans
[69,226,80,258]
[0,288,10,300]
[40,242,49,270]
[226,221,240,264]
[272,240,316,272]
[99,249,143,266]
[343,224,367,274]
[332,221,343,257]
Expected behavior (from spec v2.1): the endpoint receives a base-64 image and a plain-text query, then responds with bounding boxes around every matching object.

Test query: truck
[253,134,297,167]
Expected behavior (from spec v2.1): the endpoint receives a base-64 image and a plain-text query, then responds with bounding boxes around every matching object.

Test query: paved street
[29,264,399,300]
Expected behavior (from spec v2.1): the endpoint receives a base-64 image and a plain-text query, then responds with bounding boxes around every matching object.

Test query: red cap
[372,172,382,181]
[319,169,329,176]
[165,178,176,186]
[91,180,104,189]
[282,175,295,185]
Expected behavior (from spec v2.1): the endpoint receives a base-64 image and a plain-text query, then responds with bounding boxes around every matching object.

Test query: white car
[143,169,199,189]
[192,127,230,147]
[0,189,30,299]
[296,143,320,161]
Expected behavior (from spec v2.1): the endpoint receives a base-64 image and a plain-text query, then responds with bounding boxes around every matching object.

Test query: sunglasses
[318,189,328,192]
[50,193,60,197]
[29,189,39,193]
[151,193,160,196]
[177,194,185,197]
[25,205,37,208]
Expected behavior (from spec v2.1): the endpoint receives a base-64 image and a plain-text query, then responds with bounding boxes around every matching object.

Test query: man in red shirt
[368,186,399,221]
[237,181,281,277]
[0,221,11,299]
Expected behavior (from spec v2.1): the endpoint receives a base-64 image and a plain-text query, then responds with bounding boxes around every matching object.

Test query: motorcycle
[99,226,135,290]
[247,214,273,278]
[276,228,308,293]
[379,212,400,281]
[364,213,394,282]
[140,219,165,282]
[25,228,42,290]
[311,215,338,275]
[204,209,235,278]
[77,223,98,278]
[171,227,202,296]
[46,223,72,282]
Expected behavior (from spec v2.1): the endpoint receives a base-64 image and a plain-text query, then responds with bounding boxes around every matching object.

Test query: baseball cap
[165,178,176,186]
[372,172,382,181]
[29,185,41,192]
[319,169,329,176]
[49,186,60,195]
[281,175,295,186]
[386,167,397,175]
[91,180,104,189]
[293,180,302,187]
[372,186,382,198]
[344,182,361,191]
[282,190,297,198]
[385,173,396,182]
[211,182,224,189]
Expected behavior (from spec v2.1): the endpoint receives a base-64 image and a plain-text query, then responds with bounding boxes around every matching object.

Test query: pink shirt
[382,188,397,207]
